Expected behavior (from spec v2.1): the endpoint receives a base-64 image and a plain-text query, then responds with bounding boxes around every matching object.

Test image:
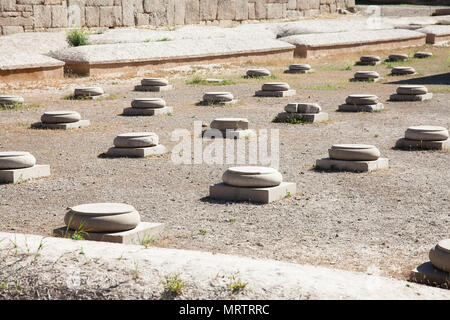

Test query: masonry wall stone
[0,0,354,35]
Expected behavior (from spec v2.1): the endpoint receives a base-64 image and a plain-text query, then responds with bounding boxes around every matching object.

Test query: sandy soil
[0,45,449,286]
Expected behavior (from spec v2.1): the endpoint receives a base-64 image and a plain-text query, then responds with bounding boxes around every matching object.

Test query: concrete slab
[0,164,50,184]
[255,90,296,97]
[53,222,165,245]
[315,158,389,173]
[338,103,384,112]
[31,120,90,130]
[202,129,256,139]
[134,85,173,92]
[410,261,450,288]
[122,106,173,116]
[389,93,433,102]
[105,145,168,158]
[275,112,329,123]
[395,138,450,151]
[197,99,239,106]
[209,182,296,204]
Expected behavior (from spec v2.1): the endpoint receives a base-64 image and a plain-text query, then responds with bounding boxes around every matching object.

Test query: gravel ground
[0,45,449,284]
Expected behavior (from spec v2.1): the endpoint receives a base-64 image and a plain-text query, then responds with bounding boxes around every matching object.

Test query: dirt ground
[0,45,449,286]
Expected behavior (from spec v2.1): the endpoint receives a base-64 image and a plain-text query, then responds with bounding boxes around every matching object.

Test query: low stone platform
[0,53,64,82]
[389,93,433,102]
[134,85,173,92]
[122,107,173,116]
[255,90,296,98]
[284,69,314,74]
[209,182,296,204]
[350,77,381,83]
[31,120,90,130]
[338,103,384,112]
[395,138,449,151]
[202,129,256,139]
[410,262,450,288]
[279,29,426,58]
[53,222,165,245]
[0,164,50,184]
[106,145,168,158]
[50,38,295,77]
[315,158,389,172]
[276,112,329,123]
[417,25,450,44]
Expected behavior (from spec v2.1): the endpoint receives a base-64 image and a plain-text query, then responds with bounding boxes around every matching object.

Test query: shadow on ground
[386,73,450,85]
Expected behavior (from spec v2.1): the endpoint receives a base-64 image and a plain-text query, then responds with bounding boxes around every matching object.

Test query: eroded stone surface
[285,102,321,114]
[391,66,416,75]
[74,87,104,97]
[389,53,408,61]
[246,68,271,77]
[429,239,450,273]
[41,111,81,124]
[210,118,249,131]
[414,52,433,58]
[0,95,24,105]
[329,144,380,161]
[65,202,141,233]
[360,55,381,63]
[113,132,159,148]
[345,94,379,105]
[131,98,166,109]
[405,126,448,141]
[261,82,290,92]
[222,166,282,188]
[0,151,36,170]
[289,64,311,71]
[396,85,428,95]
[141,78,169,86]
[338,103,384,112]
[203,92,234,103]
[354,71,380,80]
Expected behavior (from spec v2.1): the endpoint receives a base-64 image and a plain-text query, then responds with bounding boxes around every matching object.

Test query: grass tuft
[67,29,89,47]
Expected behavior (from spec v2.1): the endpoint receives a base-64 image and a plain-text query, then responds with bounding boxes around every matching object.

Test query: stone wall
[0,0,356,35]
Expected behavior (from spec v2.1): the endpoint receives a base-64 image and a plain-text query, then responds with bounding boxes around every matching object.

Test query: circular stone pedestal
[289,64,311,71]
[345,94,379,105]
[396,85,428,95]
[74,87,104,97]
[65,203,141,233]
[222,166,282,188]
[354,71,380,80]
[405,126,448,141]
[203,92,234,103]
[141,78,169,86]
[391,66,416,75]
[389,54,408,61]
[0,95,24,106]
[41,111,81,124]
[261,82,290,91]
[131,98,166,109]
[329,144,380,161]
[414,52,432,58]
[0,151,36,169]
[429,239,450,273]
[246,68,271,77]
[360,55,381,63]
[113,132,159,148]
[210,118,249,130]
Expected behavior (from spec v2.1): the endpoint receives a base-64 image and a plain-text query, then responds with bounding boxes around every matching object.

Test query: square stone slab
[106,145,168,158]
[134,85,173,92]
[255,90,296,97]
[389,93,433,102]
[0,165,50,184]
[209,182,296,204]
[284,69,314,74]
[395,138,450,151]
[276,112,329,123]
[31,120,90,130]
[202,129,256,139]
[409,261,450,288]
[53,222,165,245]
[338,103,384,112]
[122,106,173,116]
[197,99,239,106]
[315,158,389,172]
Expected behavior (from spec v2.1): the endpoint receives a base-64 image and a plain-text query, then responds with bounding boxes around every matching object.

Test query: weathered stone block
[218,0,235,20]
[106,144,168,157]
[410,262,450,288]
[134,84,173,92]
[395,138,450,151]
[0,165,51,184]
[255,89,296,97]
[389,93,433,102]
[33,5,52,28]
[276,112,329,123]
[185,0,200,24]
[235,0,248,21]
[1,26,24,35]
[31,120,90,130]
[315,157,389,172]
[51,5,68,28]
[135,12,149,25]
[210,182,297,204]
[267,3,283,19]
[99,6,122,27]
[200,0,218,20]
[122,0,135,26]
[174,0,186,25]
[122,106,173,116]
